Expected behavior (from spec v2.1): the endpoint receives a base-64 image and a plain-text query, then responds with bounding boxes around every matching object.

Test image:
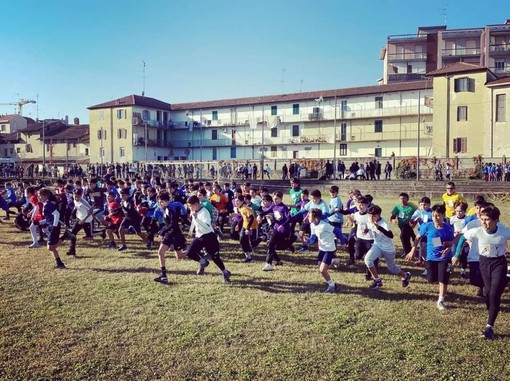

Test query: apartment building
[88,81,433,164]
[427,62,510,159]
[0,114,27,134]
[381,19,510,84]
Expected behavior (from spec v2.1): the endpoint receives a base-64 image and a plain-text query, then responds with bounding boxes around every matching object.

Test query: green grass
[1,197,510,381]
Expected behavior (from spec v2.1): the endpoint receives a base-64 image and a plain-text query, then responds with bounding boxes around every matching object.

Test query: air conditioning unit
[351,136,356,141]
[425,125,433,134]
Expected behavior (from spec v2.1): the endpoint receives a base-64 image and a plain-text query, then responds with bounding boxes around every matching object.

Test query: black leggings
[480,256,508,326]
[186,232,225,271]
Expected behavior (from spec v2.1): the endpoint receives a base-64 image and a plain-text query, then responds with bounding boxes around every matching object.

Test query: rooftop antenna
[142,60,146,96]
[299,79,303,93]
[36,94,39,121]
[279,68,286,93]
[442,0,448,25]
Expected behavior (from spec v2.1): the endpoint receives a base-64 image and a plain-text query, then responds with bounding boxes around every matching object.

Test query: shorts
[93,209,105,223]
[106,222,120,232]
[317,250,336,265]
[425,260,451,284]
[162,231,187,250]
[47,225,62,246]
[120,217,142,233]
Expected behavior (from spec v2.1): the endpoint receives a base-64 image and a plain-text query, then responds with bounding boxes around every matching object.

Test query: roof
[0,114,18,123]
[426,62,488,76]
[170,80,433,111]
[0,131,23,143]
[50,124,89,141]
[88,95,172,111]
[486,76,510,87]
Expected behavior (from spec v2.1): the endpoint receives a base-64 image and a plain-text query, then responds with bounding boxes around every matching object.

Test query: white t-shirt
[310,220,337,252]
[75,199,93,223]
[464,223,510,258]
[353,212,373,240]
[367,217,394,253]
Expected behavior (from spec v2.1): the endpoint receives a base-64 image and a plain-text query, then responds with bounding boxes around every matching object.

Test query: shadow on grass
[91,267,157,274]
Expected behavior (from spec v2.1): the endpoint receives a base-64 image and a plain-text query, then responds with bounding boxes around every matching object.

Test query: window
[374,120,383,133]
[25,144,32,153]
[97,129,107,140]
[495,60,505,71]
[457,106,468,121]
[271,127,278,137]
[270,146,277,158]
[292,125,299,137]
[142,110,150,121]
[98,110,104,120]
[212,111,218,121]
[293,104,299,115]
[271,105,277,116]
[453,137,467,153]
[212,148,217,160]
[212,129,218,140]
[16,147,20,154]
[1,125,5,132]
[496,94,506,122]
[340,123,347,141]
[100,147,105,158]
[85,148,89,155]
[119,147,125,157]
[375,148,382,157]
[117,109,127,119]
[117,128,127,139]
[454,77,475,92]
[375,96,383,109]
[10,148,14,154]
[230,147,236,158]
[339,143,347,156]
[341,100,348,111]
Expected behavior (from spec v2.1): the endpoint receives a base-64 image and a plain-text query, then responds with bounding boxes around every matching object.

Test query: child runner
[186,195,231,283]
[104,191,124,249]
[118,188,148,251]
[153,191,187,284]
[390,192,417,257]
[442,182,466,221]
[365,205,412,289]
[38,188,66,269]
[410,197,433,275]
[307,209,346,292]
[462,205,510,340]
[406,204,454,310]
[449,200,468,277]
[235,194,258,263]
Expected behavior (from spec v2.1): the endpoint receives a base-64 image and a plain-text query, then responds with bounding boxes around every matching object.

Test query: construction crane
[0,99,36,116]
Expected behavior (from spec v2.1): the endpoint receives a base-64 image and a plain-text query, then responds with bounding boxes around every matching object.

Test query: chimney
[74,117,80,125]
[65,115,69,124]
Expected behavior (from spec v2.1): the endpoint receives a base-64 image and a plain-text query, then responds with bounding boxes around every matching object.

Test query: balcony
[348,129,431,142]
[387,52,427,62]
[442,48,481,57]
[489,43,510,55]
[132,118,172,128]
[308,112,324,121]
[387,34,427,42]
[387,73,428,82]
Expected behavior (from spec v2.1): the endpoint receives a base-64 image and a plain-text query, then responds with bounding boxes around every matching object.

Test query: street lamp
[41,119,46,177]
[144,122,148,162]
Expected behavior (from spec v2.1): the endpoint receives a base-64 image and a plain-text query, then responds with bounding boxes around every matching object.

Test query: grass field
[1,197,510,381]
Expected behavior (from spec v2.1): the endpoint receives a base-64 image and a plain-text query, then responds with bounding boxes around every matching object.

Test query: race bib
[480,244,497,257]
[274,211,282,220]
[448,200,454,207]
[423,215,429,223]
[398,212,405,219]
[432,237,442,248]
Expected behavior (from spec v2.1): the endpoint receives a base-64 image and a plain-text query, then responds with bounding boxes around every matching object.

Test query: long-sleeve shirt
[41,201,60,227]
[190,207,214,237]
[259,203,291,233]
[309,220,346,251]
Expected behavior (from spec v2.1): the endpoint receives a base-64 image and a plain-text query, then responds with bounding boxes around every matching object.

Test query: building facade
[382,20,510,84]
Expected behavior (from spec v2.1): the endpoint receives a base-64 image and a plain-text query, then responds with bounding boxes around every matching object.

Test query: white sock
[438,296,445,302]
[327,279,335,286]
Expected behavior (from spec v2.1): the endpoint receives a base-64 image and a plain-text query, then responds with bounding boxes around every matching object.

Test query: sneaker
[369,279,383,289]
[482,326,494,340]
[460,270,468,279]
[196,260,209,275]
[54,263,66,269]
[420,269,428,276]
[107,242,116,249]
[243,255,253,263]
[28,242,40,248]
[262,263,274,271]
[66,250,76,256]
[222,270,231,283]
[345,258,355,266]
[324,283,337,293]
[154,275,168,284]
[117,245,127,251]
[298,246,308,252]
[437,300,447,310]
[402,272,412,288]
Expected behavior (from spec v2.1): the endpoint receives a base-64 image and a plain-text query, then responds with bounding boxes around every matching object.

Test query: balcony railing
[442,48,481,57]
[308,112,324,121]
[132,118,172,128]
[387,52,427,61]
[489,43,510,53]
[387,73,428,82]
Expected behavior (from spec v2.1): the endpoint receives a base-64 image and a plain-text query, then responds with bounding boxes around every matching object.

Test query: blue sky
[1,0,509,123]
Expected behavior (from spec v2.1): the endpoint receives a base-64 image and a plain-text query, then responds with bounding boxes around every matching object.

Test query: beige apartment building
[0,114,27,134]
[88,81,433,164]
